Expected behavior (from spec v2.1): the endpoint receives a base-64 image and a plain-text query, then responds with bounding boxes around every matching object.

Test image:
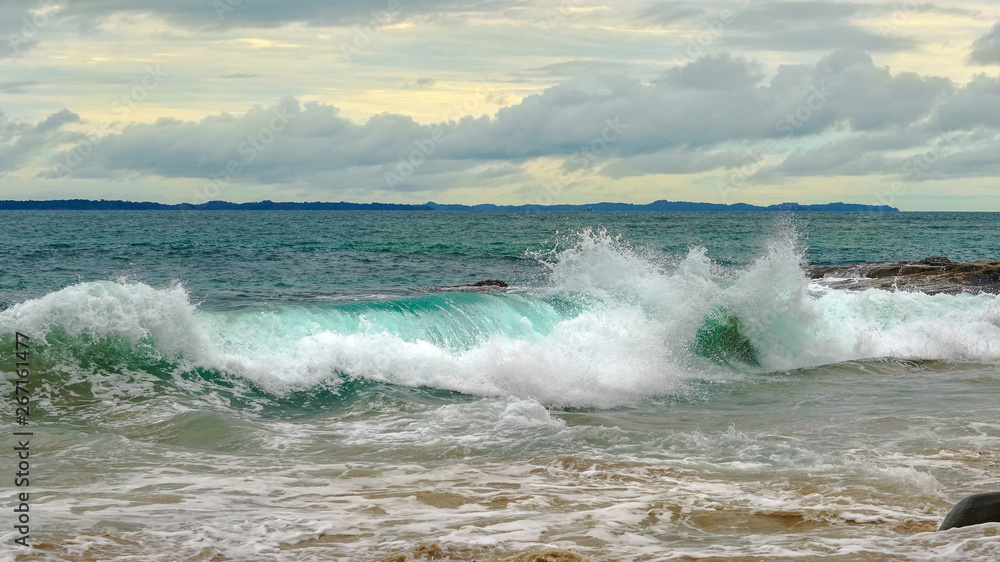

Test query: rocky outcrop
[808,257,1000,294]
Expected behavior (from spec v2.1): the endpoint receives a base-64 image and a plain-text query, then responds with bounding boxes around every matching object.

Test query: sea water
[1,211,999,560]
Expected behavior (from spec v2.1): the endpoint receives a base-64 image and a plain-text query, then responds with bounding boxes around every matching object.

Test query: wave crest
[3,228,999,407]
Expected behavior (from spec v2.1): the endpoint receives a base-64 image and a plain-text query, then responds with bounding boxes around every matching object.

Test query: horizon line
[0,198,906,211]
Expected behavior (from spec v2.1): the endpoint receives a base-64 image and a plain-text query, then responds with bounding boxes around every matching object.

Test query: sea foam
[3,228,999,407]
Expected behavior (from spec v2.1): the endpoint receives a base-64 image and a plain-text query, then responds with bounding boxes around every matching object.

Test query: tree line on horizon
[0,199,899,212]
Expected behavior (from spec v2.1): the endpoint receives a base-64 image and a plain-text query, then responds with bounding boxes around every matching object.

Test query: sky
[2,1,1000,210]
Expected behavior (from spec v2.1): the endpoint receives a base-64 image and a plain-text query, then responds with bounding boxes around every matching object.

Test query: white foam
[0,279,210,358]
[3,228,1000,407]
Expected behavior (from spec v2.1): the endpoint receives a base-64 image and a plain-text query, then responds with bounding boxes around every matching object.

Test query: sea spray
[2,227,1000,408]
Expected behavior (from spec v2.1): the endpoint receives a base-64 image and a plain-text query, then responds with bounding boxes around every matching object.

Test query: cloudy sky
[2,0,1000,209]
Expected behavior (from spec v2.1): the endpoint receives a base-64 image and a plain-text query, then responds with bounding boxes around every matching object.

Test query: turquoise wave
[3,229,1000,414]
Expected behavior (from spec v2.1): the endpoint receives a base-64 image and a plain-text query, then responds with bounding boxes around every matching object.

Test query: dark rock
[468,279,508,287]
[939,492,1000,531]
[435,279,510,292]
[807,258,1000,294]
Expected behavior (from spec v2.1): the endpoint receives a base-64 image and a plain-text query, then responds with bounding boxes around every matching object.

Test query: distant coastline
[0,199,899,212]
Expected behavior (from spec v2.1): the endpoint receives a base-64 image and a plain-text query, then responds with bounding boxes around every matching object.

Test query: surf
[3,227,999,409]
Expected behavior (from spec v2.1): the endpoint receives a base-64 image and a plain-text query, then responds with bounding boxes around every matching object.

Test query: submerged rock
[435,279,510,292]
[939,492,1000,531]
[808,257,1000,294]
[466,279,508,287]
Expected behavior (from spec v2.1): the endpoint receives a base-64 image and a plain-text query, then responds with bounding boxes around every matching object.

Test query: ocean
[1,210,999,561]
